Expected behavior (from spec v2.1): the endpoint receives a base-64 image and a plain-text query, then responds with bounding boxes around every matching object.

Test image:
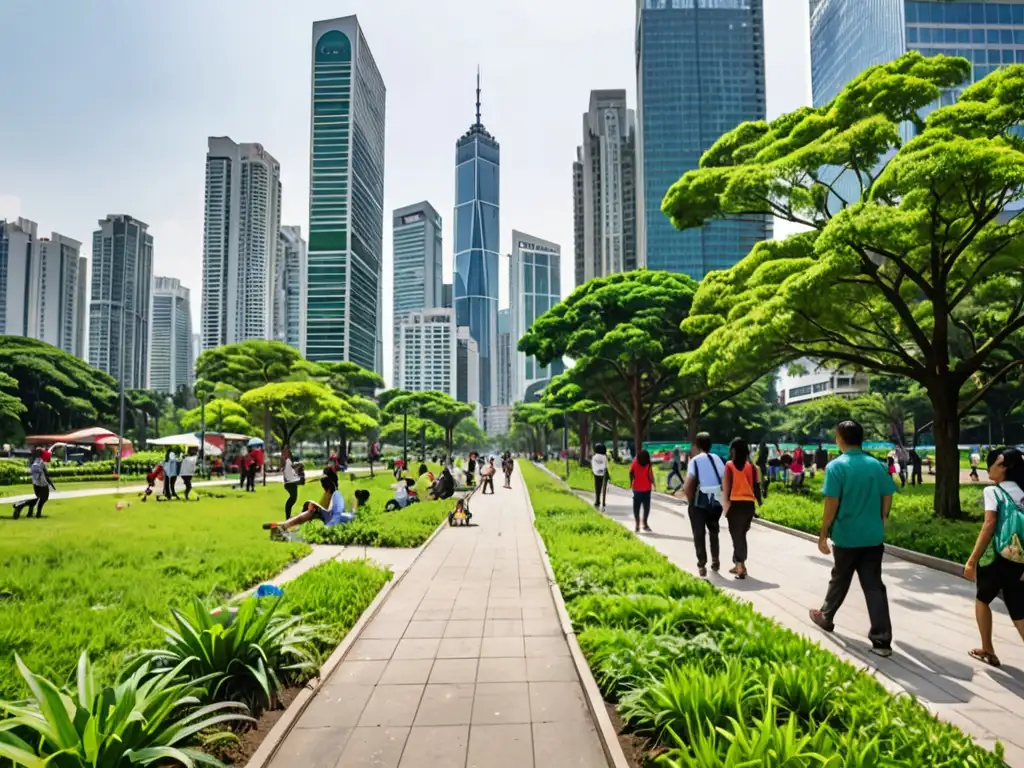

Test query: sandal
[728,565,739,575]
[969,649,1001,667]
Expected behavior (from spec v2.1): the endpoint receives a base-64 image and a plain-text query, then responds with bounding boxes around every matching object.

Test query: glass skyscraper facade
[813,0,1024,108]
[453,78,500,406]
[635,0,771,280]
[392,201,443,387]
[307,16,386,373]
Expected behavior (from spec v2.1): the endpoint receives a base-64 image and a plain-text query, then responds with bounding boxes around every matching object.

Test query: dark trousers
[632,490,651,525]
[821,544,893,648]
[593,473,605,505]
[284,482,299,519]
[910,465,922,485]
[757,463,769,499]
[482,476,494,494]
[246,466,257,491]
[727,501,756,563]
[666,468,683,491]
[14,485,49,516]
[182,475,193,500]
[689,505,721,567]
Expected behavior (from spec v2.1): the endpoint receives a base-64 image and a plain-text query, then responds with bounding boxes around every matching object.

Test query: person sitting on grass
[262,475,370,539]
[431,466,456,500]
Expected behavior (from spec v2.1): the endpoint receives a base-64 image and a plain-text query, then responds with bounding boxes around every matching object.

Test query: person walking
[814,442,829,476]
[666,447,684,493]
[683,432,725,578]
[480,457,496,494]
[13,448,56,519]
[896,444,909,488]
[908,446,923,486]
[502,452,514,489]
[809,420,896,657]
[246,447,261,492]
[721,437,762,580]
[282,445,302,520]
[591,443,609,509]
[629,449,656,533]
[466,452,477,488]
[179,448,197,501]
[756,441,770,499]
[970,446,982,482]
[963,447,1024,667]
[163,449,180,500]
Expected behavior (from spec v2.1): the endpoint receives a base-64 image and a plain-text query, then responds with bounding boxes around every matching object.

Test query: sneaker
[808,609,835,633]
[711,561,720,572]
[12,504,21,520]
[698,566,708,578]
[870,646,893,658]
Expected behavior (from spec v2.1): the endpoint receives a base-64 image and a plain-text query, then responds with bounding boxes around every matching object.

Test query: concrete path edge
[243,518,450,768]
[525,465,633,768]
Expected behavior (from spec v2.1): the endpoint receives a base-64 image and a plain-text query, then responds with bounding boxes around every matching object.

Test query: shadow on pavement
[713,573,781,592]
[896,640,976,681]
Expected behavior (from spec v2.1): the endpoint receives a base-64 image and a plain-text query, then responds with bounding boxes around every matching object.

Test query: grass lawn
[545,459,987,564]
[0,476,149,498]
[0,484,312,700]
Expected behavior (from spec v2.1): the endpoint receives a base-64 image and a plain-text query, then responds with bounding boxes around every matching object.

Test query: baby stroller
[448,484,479,527]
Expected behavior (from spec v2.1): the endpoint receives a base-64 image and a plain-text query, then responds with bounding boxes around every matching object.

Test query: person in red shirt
[629,449,656,533]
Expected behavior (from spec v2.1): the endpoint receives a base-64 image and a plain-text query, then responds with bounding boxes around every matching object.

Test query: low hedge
[0,451,165,486]
[520,462,1003,767]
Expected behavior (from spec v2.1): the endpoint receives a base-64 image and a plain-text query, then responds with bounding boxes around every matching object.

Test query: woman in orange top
[721,437,763,580]
[629,449,656,534]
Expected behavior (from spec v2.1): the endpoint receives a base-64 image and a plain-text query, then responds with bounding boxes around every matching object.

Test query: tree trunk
[930,384,964,520]
[446,428,453,460]
[578,413,590,464]
[611,415,619,461]
[263,409,271,486]
[631,375,644,455]
[338,424,348,465]
[686,398,701,445]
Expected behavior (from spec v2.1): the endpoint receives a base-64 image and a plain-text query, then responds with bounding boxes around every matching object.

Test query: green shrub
[123,597,321,711]
[0,652,251,768]
[519,462,1003,767]
[300,497,450,548]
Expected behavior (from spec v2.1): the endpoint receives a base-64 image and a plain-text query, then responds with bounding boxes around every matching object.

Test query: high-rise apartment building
[308,16,386,373]
[275,226,307,355]
[442,283,453,309]
[149,276,193,394]
[456,326,481,407]
[812,1,1024,107]
[89,215,153,389]
[75,256,88,358]
[636,0,772,279]
[454,75,500,407]
[201,137,281,351]
[392,202,443,384]
[0,218,86,357]
[509,232,564,403]
[496,308,512,405]
[395,308,457,398]
[575,90,638,284]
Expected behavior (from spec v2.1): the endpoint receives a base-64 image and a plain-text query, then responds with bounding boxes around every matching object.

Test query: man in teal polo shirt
[809,420,897,656]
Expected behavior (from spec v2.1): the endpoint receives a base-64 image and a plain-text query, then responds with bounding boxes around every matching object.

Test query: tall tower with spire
[453,71,500,407]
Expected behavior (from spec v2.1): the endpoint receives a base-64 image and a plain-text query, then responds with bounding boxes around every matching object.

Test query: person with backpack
[683,432,725,578]
[963,447,1024,667]
[628,449,656,533]
[721,437,762,580]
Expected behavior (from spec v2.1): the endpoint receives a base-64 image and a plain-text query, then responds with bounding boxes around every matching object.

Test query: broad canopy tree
[239,381,374,450]
[383,391,474,459]
[519,271,701,451]
[664,52,1024,518]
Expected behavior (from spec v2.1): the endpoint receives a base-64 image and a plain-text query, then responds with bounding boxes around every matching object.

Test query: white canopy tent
[147,433,223,456]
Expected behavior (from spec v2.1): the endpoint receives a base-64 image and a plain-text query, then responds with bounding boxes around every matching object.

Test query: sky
[0,0,810,387]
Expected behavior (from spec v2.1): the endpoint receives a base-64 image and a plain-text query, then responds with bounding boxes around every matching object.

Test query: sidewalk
[596,483,1024,766]
[265,471,610,768]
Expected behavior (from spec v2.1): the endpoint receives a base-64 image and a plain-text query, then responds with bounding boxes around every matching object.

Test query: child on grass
[141,462,164,502]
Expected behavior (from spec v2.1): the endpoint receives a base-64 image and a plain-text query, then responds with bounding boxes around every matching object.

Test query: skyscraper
[635,0,771,279]
[575,90,638,284]
[275,226,307,355]
[308,16,386,373]
[442,283,453,309]
[149,276,193,394]
[812,1,1024,107]
[0,218,86,357]
[89,214,153,390]
[201,137,282,351]
[396,308,457,398]
[453,73,500,407]
[456,326,480,407]
[496,308,512,406]
[392,202,443,384]
[509,231,563,403]
[75,256,88,358]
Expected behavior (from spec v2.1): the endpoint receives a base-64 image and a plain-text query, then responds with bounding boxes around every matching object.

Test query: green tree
[453,418,488,452]
[239,381,373,450]
[383,392,474,459]
[512,402,555,457]
[0,337,117,437]
[321,362,384,462]
[664,52,1024,518]
[180,398,256,435]
[780,396,856,443]
[126,389,168,447]
[519,271,699,451]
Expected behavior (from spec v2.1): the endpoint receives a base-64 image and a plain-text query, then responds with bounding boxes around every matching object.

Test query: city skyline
[0,0,811,386]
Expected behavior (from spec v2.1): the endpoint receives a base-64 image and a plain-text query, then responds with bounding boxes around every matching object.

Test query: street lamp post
[563,410,569,479]
[402,408,408,469]
[199,392,212,479]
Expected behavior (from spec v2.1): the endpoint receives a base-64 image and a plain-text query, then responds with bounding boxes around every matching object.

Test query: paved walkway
[594,482,1024,766]
[267,470,610,768]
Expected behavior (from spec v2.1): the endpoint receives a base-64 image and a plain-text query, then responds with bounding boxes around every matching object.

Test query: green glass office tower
[307,16,386,372]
